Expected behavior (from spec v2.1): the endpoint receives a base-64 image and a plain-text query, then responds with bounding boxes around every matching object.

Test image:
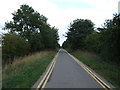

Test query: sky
[0,0,119,46]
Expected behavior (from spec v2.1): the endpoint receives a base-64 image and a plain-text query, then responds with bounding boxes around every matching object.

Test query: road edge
[31,51,59,89]
[65,50,117,90]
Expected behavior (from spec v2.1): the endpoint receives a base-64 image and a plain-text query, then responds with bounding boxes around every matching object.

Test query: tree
[66,19,94,49]
[2,33,29,64]
[3,4,59,65]
[4,4,59,53]
[4,4,47,38]
[62,39,71,49]
[84,31,101,53]
[98,14,120,63]
[29,33,44,52]
[40,24,59,49]
[49,27,59,49]
[4,4,47,52]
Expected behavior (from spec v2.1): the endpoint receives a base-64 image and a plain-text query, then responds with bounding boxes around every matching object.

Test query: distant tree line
[2,4,59,65]
[62,14,120,63]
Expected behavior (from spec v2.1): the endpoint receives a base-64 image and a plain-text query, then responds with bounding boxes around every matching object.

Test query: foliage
[4,4,47,38]
[2,34,28,64]
[41,26,59,49]
[3,4,59,64]
[98,14,120,63]
[62,39,70,49]
[66,19,94,49]
[63,14,120,63]
[84,31,101,53]
[2,51,56,88]
[71,50,120,88]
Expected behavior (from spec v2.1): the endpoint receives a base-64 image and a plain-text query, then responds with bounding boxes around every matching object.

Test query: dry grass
[2,50,56,88]
[11,51,48,67]
[3,51,53,77]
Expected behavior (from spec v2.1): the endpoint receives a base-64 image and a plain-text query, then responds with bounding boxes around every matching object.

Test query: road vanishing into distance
[32,49,116,89]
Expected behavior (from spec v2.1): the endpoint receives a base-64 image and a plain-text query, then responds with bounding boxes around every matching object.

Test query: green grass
[2,51,56,88]
[71,50,120,88]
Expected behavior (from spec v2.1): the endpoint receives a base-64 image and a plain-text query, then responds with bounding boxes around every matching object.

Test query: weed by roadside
[2,51,56,88]
[71,50,120,88]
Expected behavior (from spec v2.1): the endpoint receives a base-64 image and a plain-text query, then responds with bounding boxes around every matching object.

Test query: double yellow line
[36,50,113,90]
[68,52,112,90]
[36,52,59,90]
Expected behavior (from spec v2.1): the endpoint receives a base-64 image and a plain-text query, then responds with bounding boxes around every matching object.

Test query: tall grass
[2,51,56,88]
[71,50,120,88]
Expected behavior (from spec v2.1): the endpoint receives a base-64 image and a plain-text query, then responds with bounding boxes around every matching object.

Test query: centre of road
[36,50,112,90]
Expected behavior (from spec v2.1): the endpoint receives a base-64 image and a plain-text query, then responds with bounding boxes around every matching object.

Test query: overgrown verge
[2,51,56,88]
[71,50,120,88]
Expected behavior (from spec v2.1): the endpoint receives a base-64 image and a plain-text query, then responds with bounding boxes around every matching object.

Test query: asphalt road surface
[32,49,115,89]
[44,49,114,88]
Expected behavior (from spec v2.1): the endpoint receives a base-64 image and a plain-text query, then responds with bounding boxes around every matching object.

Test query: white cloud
[0,0,119,46]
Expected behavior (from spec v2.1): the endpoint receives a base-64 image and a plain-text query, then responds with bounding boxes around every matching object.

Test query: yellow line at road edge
[36,51,59,90]
[41,60,56,88]
[67,52,112,90]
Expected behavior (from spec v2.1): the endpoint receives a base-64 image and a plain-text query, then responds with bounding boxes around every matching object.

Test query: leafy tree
[4,4,47,38]
[4,4,59,53]
[98,14,120,62]
[4,4,47,52]
[49,27,59,49]
[84,31,101,53]
[63,14,120,64]
[62,39,71,49]
[2,33,28,64]
[29,33,44,52]
[3,4,59,65]
[66,19,94,49]
[41,25,59,49]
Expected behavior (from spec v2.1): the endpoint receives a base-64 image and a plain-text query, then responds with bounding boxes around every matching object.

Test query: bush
[2,33,29,65]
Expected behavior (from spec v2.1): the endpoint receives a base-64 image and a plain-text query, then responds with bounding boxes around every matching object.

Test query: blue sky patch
[49,0,94,8]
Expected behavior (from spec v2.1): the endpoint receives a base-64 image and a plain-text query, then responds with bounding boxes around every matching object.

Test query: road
[32,49,115,89]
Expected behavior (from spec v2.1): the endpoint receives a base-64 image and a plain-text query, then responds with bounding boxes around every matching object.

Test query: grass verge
[2,51,56,88]
[71,50,120,88]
